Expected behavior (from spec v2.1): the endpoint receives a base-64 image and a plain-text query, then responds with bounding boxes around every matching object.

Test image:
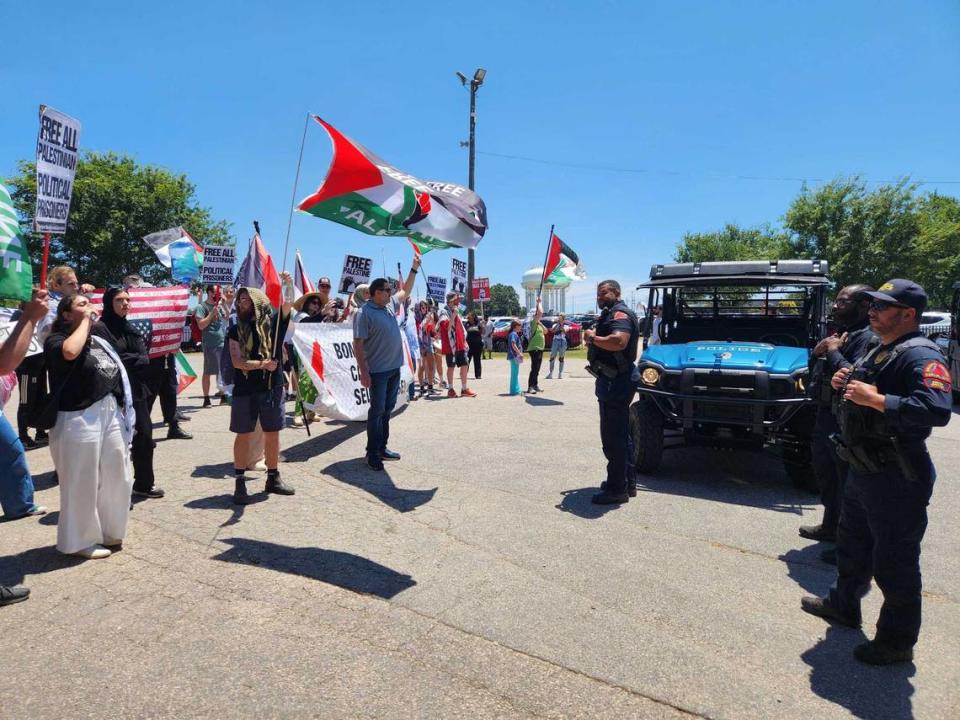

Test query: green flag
[0,183,32,302]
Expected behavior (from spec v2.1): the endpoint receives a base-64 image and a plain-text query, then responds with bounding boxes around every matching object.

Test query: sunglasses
[869,300,908,312]
[318,283,331,289]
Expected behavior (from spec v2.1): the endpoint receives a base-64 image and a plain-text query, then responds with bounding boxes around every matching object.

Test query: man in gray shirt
[354,255,421,471]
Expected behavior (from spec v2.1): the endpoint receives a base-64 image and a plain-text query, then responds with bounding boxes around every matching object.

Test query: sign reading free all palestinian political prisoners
[450,258,467,295]
[426,275,447,303]
[291,320,413,422]
[35,106,81,235]
[200,244,236,284]
[340,254,373,295]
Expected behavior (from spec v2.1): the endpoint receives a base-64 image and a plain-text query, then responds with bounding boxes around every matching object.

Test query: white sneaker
[72,545,111,559]
[247,460,268,472]
[292,416,305,427]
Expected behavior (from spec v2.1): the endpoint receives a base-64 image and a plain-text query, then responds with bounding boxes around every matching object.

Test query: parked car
[568,313,599,331]
[491,317,582,351]
[920,310,951,339]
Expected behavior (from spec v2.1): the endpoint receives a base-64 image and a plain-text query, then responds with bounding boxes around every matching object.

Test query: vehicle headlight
[795,376,806,393]
[641,367,661,386]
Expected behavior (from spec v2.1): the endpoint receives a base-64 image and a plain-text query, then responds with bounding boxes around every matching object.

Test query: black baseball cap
[860,279,927,313]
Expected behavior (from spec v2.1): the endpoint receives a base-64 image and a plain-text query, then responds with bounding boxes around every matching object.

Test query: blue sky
[3,1,959,312]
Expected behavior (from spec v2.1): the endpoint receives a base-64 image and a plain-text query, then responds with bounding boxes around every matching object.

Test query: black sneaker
[35,431,49,445]
[366,456,385,472]
[19,436,38,450]
[132,486,165,499]
[800,596,861,628]
[202,398,212,408]
[799,524,835,542]
[592,492,629,505]
[854,640,913,666]
[0,584,30,606]
[265,474,295,496]
[167,426,193,440]
[600,481,636,498]
[381,448,401,461]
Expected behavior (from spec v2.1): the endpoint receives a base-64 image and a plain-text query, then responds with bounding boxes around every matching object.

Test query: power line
[476,150,960,186]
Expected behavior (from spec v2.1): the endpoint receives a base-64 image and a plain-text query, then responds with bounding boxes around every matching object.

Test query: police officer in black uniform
[583,280,639,505]
[801,279,952,665]
[800,284,875,562]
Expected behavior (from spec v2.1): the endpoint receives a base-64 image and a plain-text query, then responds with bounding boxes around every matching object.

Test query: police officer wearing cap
[583,280,639,505]
[801,279,952,665]
[800,284,876,561]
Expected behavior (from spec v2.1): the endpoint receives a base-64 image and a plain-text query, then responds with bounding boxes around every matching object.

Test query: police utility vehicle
[631,260,829,489]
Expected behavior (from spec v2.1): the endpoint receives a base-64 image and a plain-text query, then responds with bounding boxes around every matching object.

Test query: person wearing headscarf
[92,287,161,499]
[43,293,135,559]
[227,277,295,504]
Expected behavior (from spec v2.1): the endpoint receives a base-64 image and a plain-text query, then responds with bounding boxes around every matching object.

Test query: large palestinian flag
[297,117,488,253]
[541,231,586,286]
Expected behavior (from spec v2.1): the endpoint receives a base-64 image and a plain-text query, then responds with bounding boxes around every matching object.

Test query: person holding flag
[228,272,296,505]
[438,292,476,399]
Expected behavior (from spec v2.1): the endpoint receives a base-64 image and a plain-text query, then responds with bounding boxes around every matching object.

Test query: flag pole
[536,224,555,300]
[280,112,311,277]
[39,233,51,288]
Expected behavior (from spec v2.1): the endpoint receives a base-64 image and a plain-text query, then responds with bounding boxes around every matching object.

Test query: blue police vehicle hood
[641,341,809,375]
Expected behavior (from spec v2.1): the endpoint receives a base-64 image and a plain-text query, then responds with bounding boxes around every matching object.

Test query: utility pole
[457,68,486,312]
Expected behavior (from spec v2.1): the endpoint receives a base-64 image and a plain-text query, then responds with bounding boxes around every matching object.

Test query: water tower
[521,267,571,314]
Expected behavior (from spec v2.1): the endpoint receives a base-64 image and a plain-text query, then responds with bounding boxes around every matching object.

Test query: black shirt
[226,311,290,396]
[92,320,150,402]
[44,331,124,411]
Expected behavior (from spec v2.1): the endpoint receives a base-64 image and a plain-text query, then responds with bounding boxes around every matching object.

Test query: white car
[920,311,951,338]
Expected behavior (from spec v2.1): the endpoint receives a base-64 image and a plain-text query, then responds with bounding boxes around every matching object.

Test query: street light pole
[458,68,485,312]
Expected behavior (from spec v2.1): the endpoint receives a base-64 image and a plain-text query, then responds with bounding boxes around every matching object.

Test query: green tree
[673,223,793,263]
[6,151,233,287]
[783,177,919,292]
[913,193,960,308]
[487,283,521,316]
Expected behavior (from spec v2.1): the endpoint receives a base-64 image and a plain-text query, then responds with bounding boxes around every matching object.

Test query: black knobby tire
[782,446,819,494]
[629,398,664,473]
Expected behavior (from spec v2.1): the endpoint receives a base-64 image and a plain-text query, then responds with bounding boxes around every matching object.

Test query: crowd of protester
[0,255,569,605]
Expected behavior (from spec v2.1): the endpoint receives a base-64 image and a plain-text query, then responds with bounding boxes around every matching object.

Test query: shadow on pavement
[191,462,236,479]
[0,545,85,585]
[31,470,59,492]
[801,626,915,719]
[556,487,626,519]
[779,545,837,595]
[525,395,563,406]
[211,538,416,599]
[282,422,366,462]
[635,447,817,514]
[184,493,268,527]
[321,460,437,512]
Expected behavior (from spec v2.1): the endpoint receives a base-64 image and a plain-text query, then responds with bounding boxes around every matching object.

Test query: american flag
[89,286,191,359]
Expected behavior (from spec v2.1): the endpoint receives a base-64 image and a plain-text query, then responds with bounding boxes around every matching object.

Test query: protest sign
[200,244,236,285]
[34,106,81,235]
[339,255,373,295]
[0,321,43,358]
[291,320,413,422]
[472,277,490,303]
[426,275,447,303]
[450,258,467,295]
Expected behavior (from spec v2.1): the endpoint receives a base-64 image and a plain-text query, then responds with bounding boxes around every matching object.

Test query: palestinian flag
[0,183,32,302]
[174,351,197,394]
[541,231,586,286]
[297,117,488,253]
[142,226,204,283]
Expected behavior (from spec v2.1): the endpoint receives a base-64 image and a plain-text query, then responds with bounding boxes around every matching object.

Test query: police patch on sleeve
[613,311,628,320]
[921,360,952,392]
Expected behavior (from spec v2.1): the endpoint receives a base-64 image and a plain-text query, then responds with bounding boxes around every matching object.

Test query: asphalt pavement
[1,354,958,719]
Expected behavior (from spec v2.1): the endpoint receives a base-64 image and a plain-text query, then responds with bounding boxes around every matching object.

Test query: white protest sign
[450,258,467,295]
[426,275,447,303]
[35,106,81,235]
[291,320,413,422]
[200,244,236,285]
[0,321,43,358]
[339,255,373,295]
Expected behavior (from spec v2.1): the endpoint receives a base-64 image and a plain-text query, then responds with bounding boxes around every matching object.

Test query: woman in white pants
[43,293,135,559]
